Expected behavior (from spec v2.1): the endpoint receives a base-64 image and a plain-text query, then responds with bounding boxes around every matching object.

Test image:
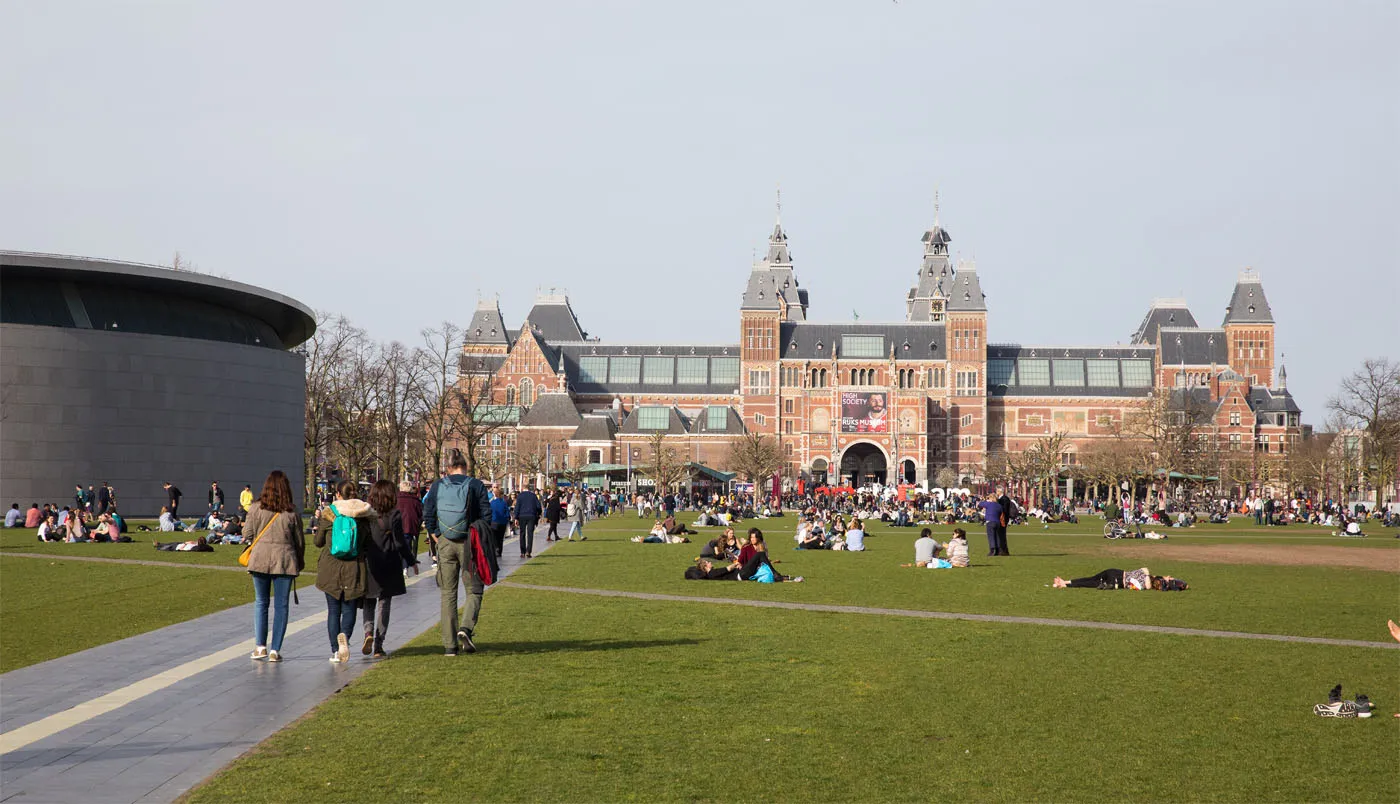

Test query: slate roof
[986,344,1156,398]
[1167,387,1221,424]
[518,392,583,428]
[466,301,512,346]
[1247,386,1301,415]
[460,353,506,375]
[740,222,806,318]
[1131,302,1198,344]
[525,297,587,342]
[1158,327,1228,365]
[690,405,746,435]
[570,414,617,442]
[617,405,692,435]
[1223,273,1273,325]
[907,221,954,321]
[779,322,947,361]
[946,259,986,311]
[556,343,742,395]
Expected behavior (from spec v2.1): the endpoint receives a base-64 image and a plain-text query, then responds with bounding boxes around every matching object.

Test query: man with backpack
[423,450,493,656]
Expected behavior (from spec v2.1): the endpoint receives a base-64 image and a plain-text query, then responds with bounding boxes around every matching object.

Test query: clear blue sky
[3,0,1396,420]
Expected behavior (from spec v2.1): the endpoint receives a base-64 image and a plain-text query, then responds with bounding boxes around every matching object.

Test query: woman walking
[314,481,374,663]
[245,470,305,662]
[566,491,587,541]
[544,489,562,542]
[361,480,420,658]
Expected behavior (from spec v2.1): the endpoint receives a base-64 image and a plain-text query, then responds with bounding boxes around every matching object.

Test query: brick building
[457,208,1303,492]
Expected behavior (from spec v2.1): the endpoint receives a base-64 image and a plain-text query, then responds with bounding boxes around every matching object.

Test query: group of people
[684,527,803,582]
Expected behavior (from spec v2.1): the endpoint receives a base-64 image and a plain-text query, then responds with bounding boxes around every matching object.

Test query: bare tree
[934,465,960,490]
[371,340,420,483]
[643,431,688,492]
[300,312,360,503]
[325,329,383,486]
[414,322,467,477]
[453,358,511,478]
[724,432,785,485]
[1328,358,1400,508]
[1123,388,1213,505]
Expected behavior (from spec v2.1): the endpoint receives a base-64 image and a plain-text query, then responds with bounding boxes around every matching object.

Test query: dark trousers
[993,525,1009,555]
[491,522,507,558]
[985,523,999,554]
[1067,569,1124,589]
[518,517,537,554]
[324,592,360,652]
[546,519,559,540]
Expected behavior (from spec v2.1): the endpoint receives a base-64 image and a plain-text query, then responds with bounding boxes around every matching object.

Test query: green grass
[189,586,1400,803]
[0,556,258,672]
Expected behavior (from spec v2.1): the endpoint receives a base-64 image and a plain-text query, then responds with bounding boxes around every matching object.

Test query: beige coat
[243,502,306,576]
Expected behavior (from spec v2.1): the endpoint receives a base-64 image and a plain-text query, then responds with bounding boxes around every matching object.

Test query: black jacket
[364,510,417,598]
[545,495,562,522]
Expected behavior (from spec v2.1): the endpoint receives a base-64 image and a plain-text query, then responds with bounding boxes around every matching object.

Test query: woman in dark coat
[314,481,374,664]
[362,480,420,658]
[544,490,562,542]
[395,481,425,556]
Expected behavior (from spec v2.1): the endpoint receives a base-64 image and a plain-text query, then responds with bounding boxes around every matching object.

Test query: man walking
[514,483,541,558]
[96,482,112,516]
[488,485,510,559]
[163,482,183,518]
[208,481,225,514]
[423,449,491,656]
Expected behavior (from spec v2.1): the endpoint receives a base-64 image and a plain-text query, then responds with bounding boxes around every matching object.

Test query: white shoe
[268,650,282,662]
[251,646,268,660]
[329,654,342,663]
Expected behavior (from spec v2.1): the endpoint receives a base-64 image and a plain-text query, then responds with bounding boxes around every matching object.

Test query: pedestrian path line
[0,569,439,756]
[1,553,246,571]
[498,582,1400,650]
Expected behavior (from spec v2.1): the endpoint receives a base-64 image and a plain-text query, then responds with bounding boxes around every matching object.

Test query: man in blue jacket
[514,483,542,558]
[423,450,492,656]
[489,485,510,559]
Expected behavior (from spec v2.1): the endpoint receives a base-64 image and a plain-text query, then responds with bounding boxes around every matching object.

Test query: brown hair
[336,480,359,500]
[368,479,397,515]
[258,470,296,513]
[447,448,469,471]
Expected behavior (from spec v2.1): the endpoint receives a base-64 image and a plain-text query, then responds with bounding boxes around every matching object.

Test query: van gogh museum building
[1,251,314,515]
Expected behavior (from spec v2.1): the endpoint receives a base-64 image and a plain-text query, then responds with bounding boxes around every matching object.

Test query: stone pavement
[0,534,548,803]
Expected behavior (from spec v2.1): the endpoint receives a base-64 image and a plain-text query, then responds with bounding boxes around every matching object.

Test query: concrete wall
[1,324,305,517]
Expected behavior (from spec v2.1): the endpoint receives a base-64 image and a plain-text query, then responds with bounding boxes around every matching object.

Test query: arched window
[850,369,859,386]
[819,368,827,387]
[505,386,516,405]
[520,378,534,407]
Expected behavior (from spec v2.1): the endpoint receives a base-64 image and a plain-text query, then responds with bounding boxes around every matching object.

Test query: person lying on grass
[632,521,691,544]
[689,529,802,582]
[153,536,214,552]
[683,556,804,583]
[1052,567,1188,591]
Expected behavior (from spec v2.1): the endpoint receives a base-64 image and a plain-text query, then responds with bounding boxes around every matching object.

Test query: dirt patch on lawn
[1089,543,1399,572]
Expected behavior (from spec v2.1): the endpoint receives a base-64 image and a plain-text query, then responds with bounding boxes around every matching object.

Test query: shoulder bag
[239,512,280,568]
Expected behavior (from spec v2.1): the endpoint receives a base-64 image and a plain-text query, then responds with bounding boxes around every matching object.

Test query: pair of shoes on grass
[1314,684,1373,718]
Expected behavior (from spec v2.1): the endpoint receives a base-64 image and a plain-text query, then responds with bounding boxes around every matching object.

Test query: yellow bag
[238,513,279,568]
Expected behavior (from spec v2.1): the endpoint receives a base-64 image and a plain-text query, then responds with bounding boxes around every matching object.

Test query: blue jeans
[251,573,294,652]
[324,592,360,652]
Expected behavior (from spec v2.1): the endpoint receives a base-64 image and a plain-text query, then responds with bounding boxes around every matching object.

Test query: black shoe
[461,630,478,654]
[1328,684,1343,705]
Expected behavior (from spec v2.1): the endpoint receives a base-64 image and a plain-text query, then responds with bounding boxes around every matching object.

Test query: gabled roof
[525,295,587,342]
[1131,300,1198,345]
[1223,271,1274,325]
[518,327,562,372]
[1167,387,1221,424]
[466,300,512,346]
[1159,327,1228,366]
[519,392,583,428]
[618,405,691,435]
[691,405,746,435]
[570,415,617,442]
[460,353,506,375]
[1247,386,1302,414]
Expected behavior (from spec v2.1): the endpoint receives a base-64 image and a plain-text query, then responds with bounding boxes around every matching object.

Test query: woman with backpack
[244,470,305,662]
[360,480,420,658]
[314,481,375,663]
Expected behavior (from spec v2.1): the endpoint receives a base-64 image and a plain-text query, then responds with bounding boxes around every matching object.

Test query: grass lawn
[0,519,326,672]
[188,514,1399,803]
[0,556,258,672]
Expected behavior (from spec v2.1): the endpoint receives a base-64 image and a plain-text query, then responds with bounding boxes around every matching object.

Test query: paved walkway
[0,535,548,803]
[499,582,1400,650]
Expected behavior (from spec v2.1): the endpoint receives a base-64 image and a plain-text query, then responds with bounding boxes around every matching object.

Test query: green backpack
[329,511,360,559]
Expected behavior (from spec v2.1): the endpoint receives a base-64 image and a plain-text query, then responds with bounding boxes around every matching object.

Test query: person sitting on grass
[944,528,970,567]
[154,536,214,552]
[93,514,132,543]
[683,548,804,583]
[798,522,829,550]
[900,528,942,567]
[661,513,696,536]
[158,507,184,532]
[699,529,740,560]
[1052,567,1188,591]
[632,521,691,543]
[37,513,61,542]
[841,519,866,551]
[64,511,91,542]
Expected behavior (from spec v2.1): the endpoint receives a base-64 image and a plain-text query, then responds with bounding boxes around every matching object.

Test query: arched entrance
[810,458,829,486]
[900,459,916,485]
[840,442,887,486]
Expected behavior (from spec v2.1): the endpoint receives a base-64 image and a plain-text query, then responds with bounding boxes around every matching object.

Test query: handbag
[238,512,279,567]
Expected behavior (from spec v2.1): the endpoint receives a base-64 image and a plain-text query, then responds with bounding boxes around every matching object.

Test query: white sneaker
[268,650,282,662]
[329,654,342,664]
[251,646,269,660]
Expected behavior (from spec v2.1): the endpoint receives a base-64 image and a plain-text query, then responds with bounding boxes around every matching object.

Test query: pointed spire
[933,187,940,227]
[1277,360,1287,390]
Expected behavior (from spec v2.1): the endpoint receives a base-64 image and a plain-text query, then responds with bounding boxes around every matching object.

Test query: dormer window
[475,328,482,337]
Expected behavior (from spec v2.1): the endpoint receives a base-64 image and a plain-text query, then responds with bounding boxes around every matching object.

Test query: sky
[3,0,1396,420]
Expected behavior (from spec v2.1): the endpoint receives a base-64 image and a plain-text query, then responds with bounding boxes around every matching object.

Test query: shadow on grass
[391,637,704,658]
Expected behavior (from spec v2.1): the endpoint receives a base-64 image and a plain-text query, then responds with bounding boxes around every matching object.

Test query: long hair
[258,470,296,513]
[368,479,397,515]
[336,480,359,500]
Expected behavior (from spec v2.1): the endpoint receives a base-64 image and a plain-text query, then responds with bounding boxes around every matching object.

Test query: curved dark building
[1,251,314,516]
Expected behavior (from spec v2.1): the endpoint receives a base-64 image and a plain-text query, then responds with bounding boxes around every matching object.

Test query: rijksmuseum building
[459,209,1302,490]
